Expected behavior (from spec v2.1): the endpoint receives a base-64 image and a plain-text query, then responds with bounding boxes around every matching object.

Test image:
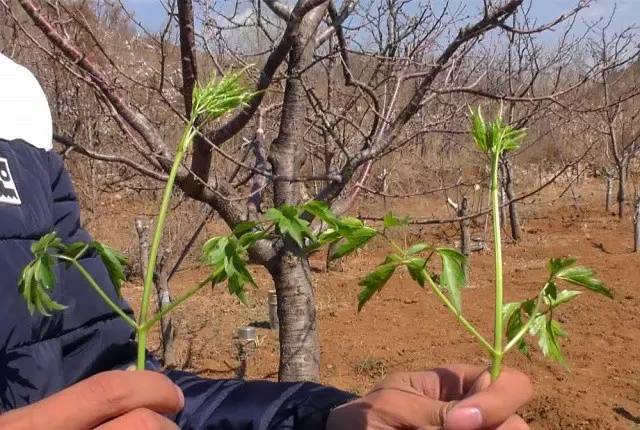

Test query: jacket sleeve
[168,370,356,430]
[47,152,356,429]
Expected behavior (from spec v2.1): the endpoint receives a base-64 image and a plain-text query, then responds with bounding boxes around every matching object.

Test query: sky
[119,0,638,37]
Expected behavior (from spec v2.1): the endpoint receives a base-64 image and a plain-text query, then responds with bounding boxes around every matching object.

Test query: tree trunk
[268,1,328,382]
[503,158,521,241]
[617,164,626,218]
[459,197,470,257]
[605,174,613,213]
[268,248,319,382]
[458,196,471,282]
[135,219,175,366]
[634,198,640,253]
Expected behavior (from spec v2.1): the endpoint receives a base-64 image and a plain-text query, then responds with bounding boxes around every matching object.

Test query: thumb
[443,368,532,430]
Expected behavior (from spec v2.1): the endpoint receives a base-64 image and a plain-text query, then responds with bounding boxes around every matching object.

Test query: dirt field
[102,180,639,430]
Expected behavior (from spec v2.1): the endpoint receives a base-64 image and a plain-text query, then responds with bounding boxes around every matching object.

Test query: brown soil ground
[99,180,639,430]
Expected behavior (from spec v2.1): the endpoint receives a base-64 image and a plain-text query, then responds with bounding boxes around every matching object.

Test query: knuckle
[86,371,132,411]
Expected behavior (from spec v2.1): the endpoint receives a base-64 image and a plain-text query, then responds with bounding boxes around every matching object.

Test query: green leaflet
[556,265,612,299]
[302,201,339,227]
[266,206,312,248]
[357,255,401,311]
[91,242,127,298]
[536,316,568,368]
[504,305,529,357]
[548,290,582,308]
[202,235,256,305]
[436,248,467,314]
[329,226,377,260]
[406,258,427,287]
[18,259,66,316]
[407,243,429,255]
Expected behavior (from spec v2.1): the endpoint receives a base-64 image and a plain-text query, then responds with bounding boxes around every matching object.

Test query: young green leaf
[30,232,63,258]
[358,256,401,311]
[302,201,339,226]
[548,257,577,278]
[238,230,267,249]
[61,242,89,260]
[505,305,529,357]
[91,242,127,297]
[548,290,582,308]
[203,236,229,266]
[18,260,66,316]
[204,237,257,305]
[436,248,467,314]
[470,106,489,152]
[407,243,429,255]
[502,302,522,327]
[555,265,612,299]
[329,226,377,260]
[266,206,311,248]
[406,257,427,287]
[191,70,253,125]
[537,317,568,368]
[233,221,259,236]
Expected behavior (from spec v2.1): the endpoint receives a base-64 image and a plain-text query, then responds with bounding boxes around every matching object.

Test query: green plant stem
[58,256,139,329]
[140,278,212,332]
[424,274,495,355]
[490,153,504,381]
[137,124,196,370]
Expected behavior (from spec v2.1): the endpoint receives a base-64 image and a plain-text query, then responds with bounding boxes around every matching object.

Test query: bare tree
[585,20,640,218]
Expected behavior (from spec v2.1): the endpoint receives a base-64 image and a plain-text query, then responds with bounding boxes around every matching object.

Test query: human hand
[0,370,184,429]
[326,365,532,430]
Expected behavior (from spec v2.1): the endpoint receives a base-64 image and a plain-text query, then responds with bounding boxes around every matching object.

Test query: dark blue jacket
[0,138,354,428]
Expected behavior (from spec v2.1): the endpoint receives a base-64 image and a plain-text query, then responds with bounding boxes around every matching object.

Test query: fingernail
[175,385,185,409]
[444,407,483,430]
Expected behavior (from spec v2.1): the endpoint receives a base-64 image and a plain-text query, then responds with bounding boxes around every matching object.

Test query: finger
[371,365,488,402]
[495,415,529,430]
[94,408,179,430]
[28,370,184,430]
[444,368,532,430]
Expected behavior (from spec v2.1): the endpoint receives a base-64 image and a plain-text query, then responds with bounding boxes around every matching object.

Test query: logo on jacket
[0,157,21,205]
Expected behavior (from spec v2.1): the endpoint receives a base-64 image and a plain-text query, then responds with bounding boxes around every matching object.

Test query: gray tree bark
[135,219,175,366]
[617,163,626,218]
[459,197,471,257]
[634,198,640,252]
[268,1,328,382]
[605,173,613,213]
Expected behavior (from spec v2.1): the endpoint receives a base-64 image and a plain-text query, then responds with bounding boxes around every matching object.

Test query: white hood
[0,52,53,151]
